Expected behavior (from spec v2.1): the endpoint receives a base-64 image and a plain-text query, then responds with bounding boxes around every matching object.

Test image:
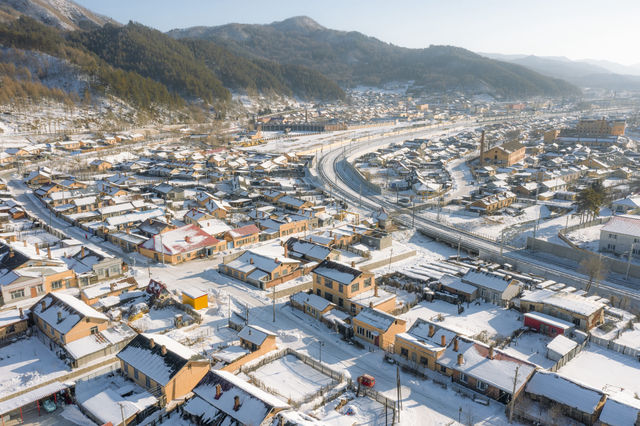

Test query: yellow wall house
[352,307,406,351]
[482,140,526,166]
[182,288,208,310]
[138,224,225,264]
[32,292,110,346]
[0,307,29,341]
[395,319,458,370]
[117,333,210,406]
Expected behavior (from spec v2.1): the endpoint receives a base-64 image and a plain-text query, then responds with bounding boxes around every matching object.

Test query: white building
[599,215,640,257]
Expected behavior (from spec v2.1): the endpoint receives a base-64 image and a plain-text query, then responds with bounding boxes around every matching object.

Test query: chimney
[457,353,464,365]
[351,261,355,268]
[110,282,116,291]
[453,338,459,352]
[275,258,280,264]
[47,247,51,260]
[35,243,39,255]
[81,246,85,258]
[161,345,167,356]
[369,301,373,308]
[41,301,46,311]
[23,240,27,247]
[250,257,254,265]
[479,130,485,167]
[428,324,435,337]
[283,244,288,258]
[9,249,13,258]
[374,282,378,297]
[215,384,222,399]
[488,346,494,360]
[149,338,155,349]
[57,311,62,322]
[19,308,23,319]
[233,395,240,411]
[329,231,333,237]
[441,334,446,347]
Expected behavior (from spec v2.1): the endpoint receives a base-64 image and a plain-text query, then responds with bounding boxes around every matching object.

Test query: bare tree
[580,254,608,293]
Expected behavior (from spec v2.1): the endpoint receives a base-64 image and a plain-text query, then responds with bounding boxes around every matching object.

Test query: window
[324,279,333,289]
[145,376,151,388]
[420,356,428,365]
[10,289,24,299]
[90,326,98,334]
[572,318,581,327]
[440,365,447,373]
[51,280,62,290]
[477,381,488,391]
[339,284,344,294]
[459,373,468,384]
[364,277,372,288]
[134,369,139,380]
[316,289,321,296]
[338,298,344,307]
[609,233,617,239]
[36,284,44,294]
[400,348,409,358]
[325,293,333,302]
[352,282,359,292]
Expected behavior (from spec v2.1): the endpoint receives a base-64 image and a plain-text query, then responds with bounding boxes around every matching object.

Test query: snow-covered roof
[291,291,334,312]
[227,224,260,238]
[116,333,199,386]
[524,311,574,330]
[525,371,603,413]
[440,274,477,294]
[437,338,536,394]
[238,324,275,347]
[396,319,456,352]
[312,259,364,285]
[462,270,515,293]
[601,215,640,238]
[185,370,288,425]
[32,293,108,336]
[0,308,27,328]
[354,307,401,332]
[286,237,332,261]
[64,324,135,360]
[139,224,220,255]
[0,381,67,416]
[546,335,578,357]
[599,392,640,426]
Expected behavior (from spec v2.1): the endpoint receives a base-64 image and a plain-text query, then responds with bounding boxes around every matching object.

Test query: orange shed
[182,289,208,310]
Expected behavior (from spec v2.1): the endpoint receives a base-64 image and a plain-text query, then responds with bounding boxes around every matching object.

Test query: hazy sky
[76,0,640,65]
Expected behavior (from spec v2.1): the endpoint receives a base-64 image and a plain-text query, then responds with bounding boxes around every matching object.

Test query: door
[30,287,37,298]
[374,335,380,347]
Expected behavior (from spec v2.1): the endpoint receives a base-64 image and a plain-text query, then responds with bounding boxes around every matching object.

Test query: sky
[76,0,640,66]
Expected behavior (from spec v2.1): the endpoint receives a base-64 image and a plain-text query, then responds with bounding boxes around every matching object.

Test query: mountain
[580,59,640,77]
[0,0,115,30]
[168,16,580,98]
[481,53,640,91]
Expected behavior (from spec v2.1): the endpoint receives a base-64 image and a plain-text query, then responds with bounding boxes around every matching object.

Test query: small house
[182,288,208,310]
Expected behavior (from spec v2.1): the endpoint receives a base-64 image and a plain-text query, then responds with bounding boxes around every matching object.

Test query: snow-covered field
[249,354,335,403]
[312,392,388,426]
[565,224,605,251]
[558,344,640,400]
[401,300,523,342]
[130,305,192,333]
[500,332,555,369]
[0,336,70,397]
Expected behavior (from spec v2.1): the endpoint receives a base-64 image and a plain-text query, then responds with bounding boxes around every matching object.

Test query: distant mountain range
[168,16,580,98]
[481,53,640,90]
[0,0,114,30]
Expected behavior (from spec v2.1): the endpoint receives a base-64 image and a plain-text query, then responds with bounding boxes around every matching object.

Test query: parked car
[358,374,375,388]
[42,399,56,413]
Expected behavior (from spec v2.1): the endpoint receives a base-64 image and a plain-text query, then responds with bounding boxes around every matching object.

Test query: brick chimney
[81,246,85,258]
[453,338,459,352]
[215,384,222,399]
[23,240,27,247]
[428,324,435,337]
[41,301,46,311]
[57,311,62,322]
[110,282,116,291]
[283,244,288,258]
[374,282,378,297]
[161,345,167,356]
[457,353,464,365]
[47,247,51,260]
[488,346,494,360]
[19,308,23,319]
[233,395,240,411]
[351,261,355,268]
[441,334,446,347]
[35,243,39,256]
[250,258,254,265]
[149,338,155,349]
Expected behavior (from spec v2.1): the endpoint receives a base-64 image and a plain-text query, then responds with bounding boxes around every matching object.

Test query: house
[25,168,52,186]
[216,325,278,373]
[80,276,139,306]
[611,196,640,214]
[220,250,300,289]
[436,337,536,404]
[520,289,605,331]
[394,319,457,370]
[117,333,210,406]
[184,208,215,226]
[439,274,478,302]
[183,370,289,426]
[481,141,526,166]
[224,224,260,249]
[89,159,113,171]
[203,197,230,219]
[285,237,337,263]
[152,183,185,201]
[238,324,277,352]
[32,292,109,346]
[290,291,335,319]
[62,245,124,287]
[523,311,574,337]
[524,371,606,425]
[598,392,640,426]
[352,307,406,350]
[461,269,521,306]
[182,288,208,310]
[468,191,517,214]
[138,224,225,264]
[259,216,309,239]
[0,307,28,342]
[311,259,378,313]
[599,215,640,257]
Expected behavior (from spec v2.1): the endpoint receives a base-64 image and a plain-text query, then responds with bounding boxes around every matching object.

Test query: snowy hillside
[0,0,115,30]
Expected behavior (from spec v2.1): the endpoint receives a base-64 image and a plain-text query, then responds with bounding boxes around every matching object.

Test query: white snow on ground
[248,354,334,403]
[375,230,456,275]
[0,336,70,397]
[558,344,640,400]
[130,305,192,333]
[500,332,556,369]
[312,392,388,426]
[565,224,605,251]
[60,404,96,426]
[401,300,523,342]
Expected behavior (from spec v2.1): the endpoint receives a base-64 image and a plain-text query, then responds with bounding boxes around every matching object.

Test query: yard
[129,305,193,333]
[248,354,335,404]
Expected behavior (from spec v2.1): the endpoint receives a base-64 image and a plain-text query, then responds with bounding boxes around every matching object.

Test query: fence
[590,334,640,361]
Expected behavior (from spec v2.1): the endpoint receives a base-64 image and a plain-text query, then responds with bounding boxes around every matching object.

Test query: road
[313,120,640,311]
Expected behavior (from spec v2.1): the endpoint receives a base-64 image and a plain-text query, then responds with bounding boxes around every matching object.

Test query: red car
[358,374,375,388]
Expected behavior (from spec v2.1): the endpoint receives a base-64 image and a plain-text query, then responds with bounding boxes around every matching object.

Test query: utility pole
[457,236,461,261]
[412,198,415,229]
[318,340,324,363]
[508,366,520,423]
[272,284,276,322]
[626,243,635,280]
[396,365,402,422]
[118,402,126,426]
